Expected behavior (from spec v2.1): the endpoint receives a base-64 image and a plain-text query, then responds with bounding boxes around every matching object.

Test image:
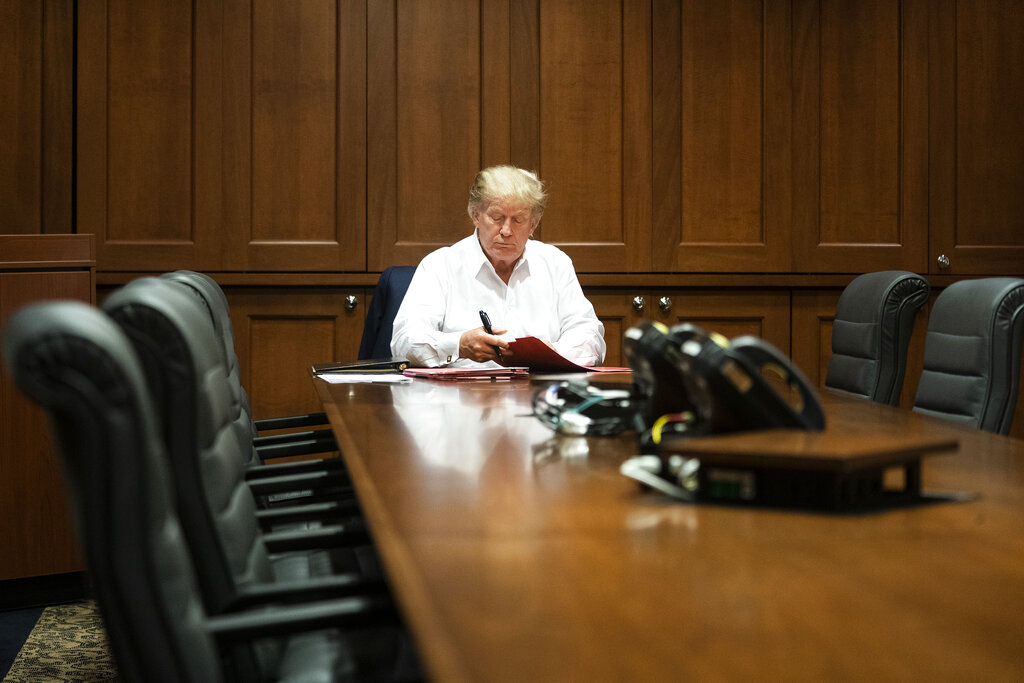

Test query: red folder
[504,336,630,373]
[402,367,530,381]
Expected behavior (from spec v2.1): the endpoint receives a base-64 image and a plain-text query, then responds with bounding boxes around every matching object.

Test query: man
[391,165,606,367]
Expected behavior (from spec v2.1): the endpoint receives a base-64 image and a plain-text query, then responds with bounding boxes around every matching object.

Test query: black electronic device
[531,380,635,436]
[623,321,825,446]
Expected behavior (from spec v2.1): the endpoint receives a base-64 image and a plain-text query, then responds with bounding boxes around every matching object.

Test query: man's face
[473,201,536,267]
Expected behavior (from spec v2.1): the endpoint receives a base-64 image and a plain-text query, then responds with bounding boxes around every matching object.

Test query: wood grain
[316,373,1024,681]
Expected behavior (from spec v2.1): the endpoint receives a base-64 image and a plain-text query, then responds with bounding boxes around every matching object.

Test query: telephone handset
[623,321,825,445]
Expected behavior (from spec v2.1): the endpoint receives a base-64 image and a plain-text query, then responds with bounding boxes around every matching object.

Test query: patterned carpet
[2,601,118,682]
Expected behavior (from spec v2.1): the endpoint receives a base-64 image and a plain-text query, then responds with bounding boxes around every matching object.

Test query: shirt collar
[471,229,533,281]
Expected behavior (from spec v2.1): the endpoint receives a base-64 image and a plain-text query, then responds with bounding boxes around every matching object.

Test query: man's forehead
[486,201,531,216]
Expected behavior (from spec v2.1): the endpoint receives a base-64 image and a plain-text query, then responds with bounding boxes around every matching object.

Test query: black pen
[478,310,503,360]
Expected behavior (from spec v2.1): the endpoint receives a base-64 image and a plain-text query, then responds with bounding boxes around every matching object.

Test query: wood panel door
[0,0,73,235]
[652,0,792,272]
[221,0,367,271]
[791,0,929,273]
[226,288,367,421]
[78,0,367,272]
[929,0,1024,275]
[78,0,213,270]
[532,0,652,272]
[367,0,653,273]
[366,0,510,271]
[588,288,790,367]
[0,234,95,581]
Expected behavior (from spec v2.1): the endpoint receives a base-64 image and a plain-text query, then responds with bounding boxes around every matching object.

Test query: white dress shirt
[391,231,606,367]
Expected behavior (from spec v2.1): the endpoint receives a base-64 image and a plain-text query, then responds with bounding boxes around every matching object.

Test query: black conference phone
[622,321,825,446]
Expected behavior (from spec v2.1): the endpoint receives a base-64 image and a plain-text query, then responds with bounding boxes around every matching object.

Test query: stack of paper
[403,367,530,381]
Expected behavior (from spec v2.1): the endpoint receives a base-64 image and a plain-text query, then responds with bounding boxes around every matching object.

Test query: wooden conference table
[314,372,1024,681]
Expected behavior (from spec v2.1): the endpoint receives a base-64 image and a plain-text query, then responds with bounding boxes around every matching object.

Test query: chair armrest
[207,595,396,643]
[255,412,330,433]
[226,573,388,611]
[262,521,371,552]
[245,457,346,480]
[255,499,362,528]
[253,427,337,448]
[255,437,339,460]
[245,470,351,496]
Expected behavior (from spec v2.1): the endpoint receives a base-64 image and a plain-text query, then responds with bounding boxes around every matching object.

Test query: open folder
[504,336,630,373]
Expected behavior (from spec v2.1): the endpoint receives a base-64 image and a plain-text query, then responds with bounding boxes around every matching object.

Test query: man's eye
[512,216,525,225]
[489,214,503,223]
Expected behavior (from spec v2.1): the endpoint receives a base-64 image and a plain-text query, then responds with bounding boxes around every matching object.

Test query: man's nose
[499,219,513,235]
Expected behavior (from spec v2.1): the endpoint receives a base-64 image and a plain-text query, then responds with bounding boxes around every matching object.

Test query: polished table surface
[314,374,1024,681]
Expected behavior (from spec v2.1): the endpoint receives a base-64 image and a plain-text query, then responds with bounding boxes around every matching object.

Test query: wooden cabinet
[652,0,792,272]
[366,0,654,272]
[791,0,930,273]
[928,0,1024,275]
[225,287,368,420]
[77,0,367,272]
[72,0,1023,277]
[589,288,790,367]
[0,235,94,581]
[6,1,1024,441]
[0,0,73,235]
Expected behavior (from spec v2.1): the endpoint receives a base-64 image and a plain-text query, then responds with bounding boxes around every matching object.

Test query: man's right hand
[459,326,511,363]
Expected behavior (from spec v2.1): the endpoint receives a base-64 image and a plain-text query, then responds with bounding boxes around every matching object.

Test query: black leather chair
[913,277,1024,435]
[160,269,338,462]
[158,270,354,512]
[101,276,377,577]
[1,301,398,682]
[358,266,416,360]
[825,270,930,405]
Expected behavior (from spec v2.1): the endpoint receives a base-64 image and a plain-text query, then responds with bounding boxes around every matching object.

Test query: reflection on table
[315,375,1024,682]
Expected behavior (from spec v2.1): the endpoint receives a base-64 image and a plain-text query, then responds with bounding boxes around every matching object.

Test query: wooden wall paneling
[929,0,1024,275]
[78,0,220,271]
[41,0,75,234]
[792,0,928,273]
[535,0,652,272]
[0,1,73,235]
[587,291,641,368]
[0,1,42,234]
[0,235,95,581]
[508,0,538,171]
[660,289,791,354]
[588,288,790,368]
[221,0,367,271]
[789,290,838,391]
[652,0,791,273]
[226,288,367,420]
[368,0,497,271]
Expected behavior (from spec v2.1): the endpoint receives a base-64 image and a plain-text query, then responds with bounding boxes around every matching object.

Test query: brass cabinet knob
[937,254,950,270]
[632,295,645,312]
[658,296,672,313]
[345,295,358,311]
